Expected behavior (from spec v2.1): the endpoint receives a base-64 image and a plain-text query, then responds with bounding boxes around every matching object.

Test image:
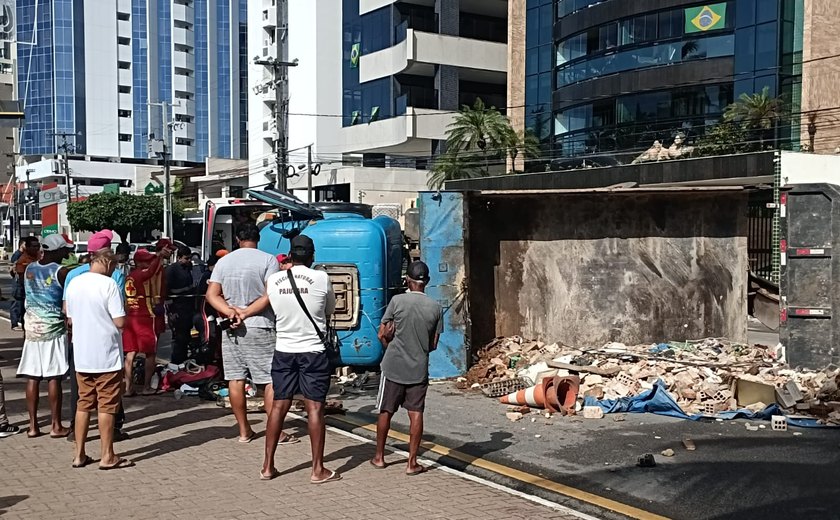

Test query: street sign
[103,183,120,194]
[145,181,164,195]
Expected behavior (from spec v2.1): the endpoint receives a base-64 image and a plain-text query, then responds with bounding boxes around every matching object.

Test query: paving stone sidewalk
[0,332,584,520]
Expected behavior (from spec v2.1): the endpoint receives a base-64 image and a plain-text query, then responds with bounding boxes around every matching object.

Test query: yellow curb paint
[329,414,671,520]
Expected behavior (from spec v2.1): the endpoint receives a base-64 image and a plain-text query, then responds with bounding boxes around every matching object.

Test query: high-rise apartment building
[249,0,509,203]
[16,0,248,163]
[510,0,840,161]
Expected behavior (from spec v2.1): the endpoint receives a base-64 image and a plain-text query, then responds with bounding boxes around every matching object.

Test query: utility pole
[49,132,80,234]
[255,0,297,192]
[307,144,312,203]
[148,101,181,239]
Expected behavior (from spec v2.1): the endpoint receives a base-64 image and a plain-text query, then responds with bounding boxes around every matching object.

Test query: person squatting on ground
[63,230,130,441]
[16,234,73,438]
[65,247,134,470]
[124,245,174,396]
[11,237,41,331]
[239,234,340,483]
[205,223,297,444]
[372,260,443,476]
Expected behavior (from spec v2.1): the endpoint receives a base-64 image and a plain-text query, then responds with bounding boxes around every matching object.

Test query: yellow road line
[329,414,670,520]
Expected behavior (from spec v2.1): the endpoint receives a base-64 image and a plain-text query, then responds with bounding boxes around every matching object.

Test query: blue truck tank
[259,212,403,366]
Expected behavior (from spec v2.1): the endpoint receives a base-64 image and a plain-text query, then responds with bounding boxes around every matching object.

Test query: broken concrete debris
[468,336,840,424]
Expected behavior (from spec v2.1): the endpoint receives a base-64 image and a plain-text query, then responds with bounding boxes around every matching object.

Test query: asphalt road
[336,377,840,520]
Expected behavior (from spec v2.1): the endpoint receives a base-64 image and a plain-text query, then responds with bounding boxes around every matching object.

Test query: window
[229,185,244,198]
[658,10,682,39]
[620,14,657,46]
[118,109,131,118]
[118,133,132,142]
[118,85,131,93]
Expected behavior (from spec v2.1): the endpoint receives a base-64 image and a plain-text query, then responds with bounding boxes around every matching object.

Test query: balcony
[360,29,507,83]
[173,2,194,22]
[262,7,276,28]
[118,68,132,87]
[173,50,195,71]
[173,27,194,48]
[340,107,455,155]
[262,120,278,141]
[173,98,196,116]
[119,116,133,135]
[173,121,196,140]
[360,0,395,16]
[118,92,133,109]
[117,19,131,38]
[173,74,195,94]
[117,0,131,15]
[118,44,131,63]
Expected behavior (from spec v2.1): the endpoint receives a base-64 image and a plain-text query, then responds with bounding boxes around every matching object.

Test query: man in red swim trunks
[123,245,173,396]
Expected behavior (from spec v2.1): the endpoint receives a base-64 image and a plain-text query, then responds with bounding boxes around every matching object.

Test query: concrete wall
[467,191,749,348]
[84,4,119,157]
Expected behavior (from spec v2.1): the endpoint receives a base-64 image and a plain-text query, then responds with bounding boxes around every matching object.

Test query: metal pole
[159,103,173,239]
[277,0,288,192]
[307,144,312,203]
[63,153,71,204]
[12,171,18,245]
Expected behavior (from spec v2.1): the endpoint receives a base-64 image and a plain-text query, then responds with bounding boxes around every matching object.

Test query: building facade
[515,0,826,162]
[16,0,248,163]
[248,0,509,206]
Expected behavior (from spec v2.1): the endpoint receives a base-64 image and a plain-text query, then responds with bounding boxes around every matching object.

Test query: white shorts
[17,335,70,380]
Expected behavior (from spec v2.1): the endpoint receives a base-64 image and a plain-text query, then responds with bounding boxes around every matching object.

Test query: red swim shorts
[123,316,159,354]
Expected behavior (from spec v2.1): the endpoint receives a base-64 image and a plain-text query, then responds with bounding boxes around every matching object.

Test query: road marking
[326,413,670,520]
[287,413,602,520]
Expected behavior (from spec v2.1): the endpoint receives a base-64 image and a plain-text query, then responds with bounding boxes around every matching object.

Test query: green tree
[429,98,540,188]
[722,86,785,149]
[67,193,182,242]
[696,121,753,156]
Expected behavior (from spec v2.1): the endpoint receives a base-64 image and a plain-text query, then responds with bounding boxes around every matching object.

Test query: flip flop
[26,430,43,439]
[99,458,135,471]
[50,430,71,439]
[140,389,160,396]
[310,470,342,485]
[259,468,280,481]
[71,455,94,469]
[406,466,428,477]
[238,432,256,443]
[369,460,387,470]
[277,434,300,446]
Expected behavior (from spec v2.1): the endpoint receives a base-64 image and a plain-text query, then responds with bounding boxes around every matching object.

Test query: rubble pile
[465,336,840,424]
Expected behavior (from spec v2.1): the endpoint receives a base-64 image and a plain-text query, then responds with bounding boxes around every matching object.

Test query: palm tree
[723,87,785,149]
[444,98,516,176]
[427,151,487,191]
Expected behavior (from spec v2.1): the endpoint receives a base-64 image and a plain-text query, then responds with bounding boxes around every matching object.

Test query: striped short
[220,326,275,385]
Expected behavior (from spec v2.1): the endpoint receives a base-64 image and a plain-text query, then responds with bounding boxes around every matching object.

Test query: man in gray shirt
[206,223,296,446]
[372,261,443,476]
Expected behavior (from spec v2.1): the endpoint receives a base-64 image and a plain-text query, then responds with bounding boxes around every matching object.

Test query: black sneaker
[0,424,21,438]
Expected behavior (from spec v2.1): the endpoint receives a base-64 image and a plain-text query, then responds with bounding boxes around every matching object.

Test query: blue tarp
[583,380,834,428]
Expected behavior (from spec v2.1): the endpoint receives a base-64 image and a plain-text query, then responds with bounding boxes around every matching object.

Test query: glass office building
[525,0,804,160]
[16,0,248,162]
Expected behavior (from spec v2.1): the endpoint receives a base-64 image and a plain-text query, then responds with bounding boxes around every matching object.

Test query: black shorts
[271,350,331,403]
[376,377,428,414]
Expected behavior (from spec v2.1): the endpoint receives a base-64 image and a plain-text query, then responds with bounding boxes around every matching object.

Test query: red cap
[134,249,155,263]
[276,254,290,264]
[216,249,229,258]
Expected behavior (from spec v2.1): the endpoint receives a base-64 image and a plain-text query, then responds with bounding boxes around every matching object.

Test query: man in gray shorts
[205,223,296,445]
[372,261,443,475]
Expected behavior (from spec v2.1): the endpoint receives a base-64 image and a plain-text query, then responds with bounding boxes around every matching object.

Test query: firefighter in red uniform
[123,242,173,396]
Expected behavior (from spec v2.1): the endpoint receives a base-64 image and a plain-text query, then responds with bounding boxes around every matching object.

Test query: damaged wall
[468,191,749,349]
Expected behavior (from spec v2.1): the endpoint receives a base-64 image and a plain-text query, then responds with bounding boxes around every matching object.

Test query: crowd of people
[0,223,444,482]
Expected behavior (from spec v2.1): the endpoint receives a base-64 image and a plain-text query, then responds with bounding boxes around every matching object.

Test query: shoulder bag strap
[285,269,327,344]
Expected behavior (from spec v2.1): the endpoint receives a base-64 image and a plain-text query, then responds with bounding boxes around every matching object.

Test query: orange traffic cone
[500,382,547,408]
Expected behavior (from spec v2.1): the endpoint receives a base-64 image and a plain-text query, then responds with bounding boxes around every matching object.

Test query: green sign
[685,4,726,33]
[41,226,58,236]
[144,182,164,195]
[103,183,120,194]
[350,43,360,68]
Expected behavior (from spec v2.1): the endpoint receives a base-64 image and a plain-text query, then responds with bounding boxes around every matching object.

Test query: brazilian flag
[350,43,360,68]
[685,3,726,33]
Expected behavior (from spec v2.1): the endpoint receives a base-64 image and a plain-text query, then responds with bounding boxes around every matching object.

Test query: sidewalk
[0,328,585,520]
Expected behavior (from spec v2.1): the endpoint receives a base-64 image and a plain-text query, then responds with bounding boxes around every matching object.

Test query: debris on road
[682,439,696,451]
[467,336,840,425]
[637,454,657,468]
[661,449,675,457]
